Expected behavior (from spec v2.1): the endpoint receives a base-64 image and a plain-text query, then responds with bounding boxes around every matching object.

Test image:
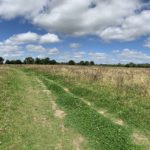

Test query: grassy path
[38,74,149,150]
[0,67,89,150]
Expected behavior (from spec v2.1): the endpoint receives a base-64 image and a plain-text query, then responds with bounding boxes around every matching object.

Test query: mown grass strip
[39,72,150,134]
[1,68,90,150]
[40,75,141,150]
[36,71,150,134]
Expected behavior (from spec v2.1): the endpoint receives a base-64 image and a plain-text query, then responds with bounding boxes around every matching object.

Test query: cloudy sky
[0,0,150,64]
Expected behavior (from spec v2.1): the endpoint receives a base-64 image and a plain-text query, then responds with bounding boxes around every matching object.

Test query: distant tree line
[0,57,4,64]
[68,60,95,65]
[0,57,95,66]
[0,56,150,67]
[100,62,150,68]
[3,57,57,65]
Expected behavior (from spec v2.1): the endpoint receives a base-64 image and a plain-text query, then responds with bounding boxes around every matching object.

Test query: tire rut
[42,76,150,148]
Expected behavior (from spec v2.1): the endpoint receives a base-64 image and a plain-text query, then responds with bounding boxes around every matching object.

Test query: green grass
[26,69,150,134]
[21,67,148,150]
[0,67,90,150]
[41,77,137,150]
[0,66,149,150]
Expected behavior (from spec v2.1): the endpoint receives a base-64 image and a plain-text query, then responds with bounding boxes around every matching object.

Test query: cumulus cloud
[57,48,150,63]
[115,49,150,63]
[1,0,150,41]
[88,52,107,60]
[2,32,60,45]
[5,32,39,45]
[144,37,150,47]
[0,32,60,58]
[32,0,150,41]
[26,45,46,52]
[40,33,60,43]
[0,44,23,59]
[33,0,139,36]
[0,0,49,19]
[1,0,150,62]
[48,48,59,55]
[26,44,60,54]
[100,11,150,41]
[69,43,80,49]
[73,51,86,59]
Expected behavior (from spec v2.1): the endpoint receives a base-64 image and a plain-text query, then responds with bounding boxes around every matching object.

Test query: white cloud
[0,44,23,59]
[88,52,107,60]
[0,32,60,58]
[0,0,48,19]
[73,51,86,59]
[33,0,139,36]
[1,0,150,41]
[144,37,150,48]
[40,33,60,43]
[1,1,150,62]
[26,45,46,52]
[3,32,60,45]
[2,51,24,59]
[100,11,150,41]
[115,49,150,63]
[69,43,80,49]
[5,32,39,45]
[55,50,86,62]
[32,1,150,41]
[48,48,59,55]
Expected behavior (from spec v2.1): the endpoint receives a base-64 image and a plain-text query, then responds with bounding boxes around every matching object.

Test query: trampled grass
[0,65,150,150]
[0,66,91,150]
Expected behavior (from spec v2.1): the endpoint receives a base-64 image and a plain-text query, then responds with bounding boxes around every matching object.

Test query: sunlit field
[0,65,150,150]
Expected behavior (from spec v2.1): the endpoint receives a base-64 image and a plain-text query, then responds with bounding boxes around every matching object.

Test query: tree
[125,62,136,67]
[5,60,11,64]
[68,60,75,65]
[78,61,92,66]
[90,61,95,65]
[35,58,42,64]
[42,57,50,64]
[5,59,22,64]
[24,57,34,64]
[84,61,90,65]
[0,57,4,64]
[15,60,22,64]
[79,61,85,65]
[50,59,57,64]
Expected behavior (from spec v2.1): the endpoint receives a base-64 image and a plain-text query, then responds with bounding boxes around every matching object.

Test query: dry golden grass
[20,65,150,97]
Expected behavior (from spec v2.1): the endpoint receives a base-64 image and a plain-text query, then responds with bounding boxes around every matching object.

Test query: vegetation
[0,66,91,150]
[5,59,22,64]
[0,57,4,64]
[0,56,150,67]
[68,60,76,65]
[1,65,149,149]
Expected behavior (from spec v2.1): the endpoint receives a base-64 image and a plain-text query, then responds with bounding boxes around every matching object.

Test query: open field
[0,65,150,150]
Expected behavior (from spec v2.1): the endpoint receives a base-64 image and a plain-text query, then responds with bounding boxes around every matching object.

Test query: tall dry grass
[20,65,150,97]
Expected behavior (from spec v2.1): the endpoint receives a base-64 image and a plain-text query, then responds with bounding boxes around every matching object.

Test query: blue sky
[0,0,150,64]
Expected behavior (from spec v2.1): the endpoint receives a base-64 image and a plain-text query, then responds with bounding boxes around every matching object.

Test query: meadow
[0,65,150,150]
